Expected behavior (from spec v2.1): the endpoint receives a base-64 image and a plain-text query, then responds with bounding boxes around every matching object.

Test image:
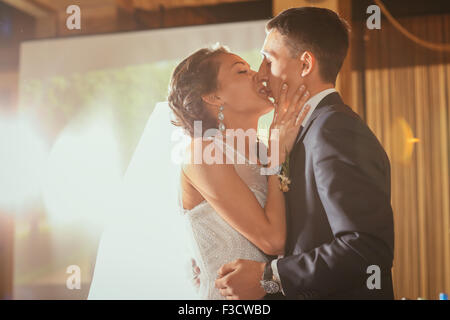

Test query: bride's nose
[254,69,267,85]
[250,70,259,83]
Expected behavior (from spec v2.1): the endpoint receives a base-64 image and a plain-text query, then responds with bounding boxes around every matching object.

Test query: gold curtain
[363,13,450,299]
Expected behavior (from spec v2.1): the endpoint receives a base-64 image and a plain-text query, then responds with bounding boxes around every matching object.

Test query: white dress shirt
[299,88,337,127]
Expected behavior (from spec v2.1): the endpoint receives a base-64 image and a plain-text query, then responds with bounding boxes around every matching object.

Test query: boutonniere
[277,149,291,192]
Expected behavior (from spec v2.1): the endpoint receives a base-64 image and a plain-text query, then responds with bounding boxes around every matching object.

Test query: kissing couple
[90,6,395,300]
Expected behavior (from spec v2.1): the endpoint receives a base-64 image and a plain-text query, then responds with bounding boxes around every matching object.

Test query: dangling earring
[218,105,225,132]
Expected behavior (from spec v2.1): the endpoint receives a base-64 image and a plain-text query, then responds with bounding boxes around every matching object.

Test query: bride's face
[213,53,273,116]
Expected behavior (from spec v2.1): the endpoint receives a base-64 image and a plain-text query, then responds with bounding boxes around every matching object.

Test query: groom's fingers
[219,288,233,297]
[217,261,235,277]
[192,277,200,288]
[215,274,229,289]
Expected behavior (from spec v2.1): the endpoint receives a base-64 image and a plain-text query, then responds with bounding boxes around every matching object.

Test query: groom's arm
[276,109,394,298]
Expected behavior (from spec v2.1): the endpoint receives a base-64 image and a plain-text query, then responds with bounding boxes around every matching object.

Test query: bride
[169,46,310,299]
[88,45,310,300]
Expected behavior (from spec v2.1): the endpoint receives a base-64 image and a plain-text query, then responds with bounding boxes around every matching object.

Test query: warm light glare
[42,107,122,229]
[0,110,48,213]
[392,117,420,164]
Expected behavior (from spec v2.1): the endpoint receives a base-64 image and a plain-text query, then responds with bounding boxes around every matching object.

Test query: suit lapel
[295,92,343,144]
[290,92,344,176]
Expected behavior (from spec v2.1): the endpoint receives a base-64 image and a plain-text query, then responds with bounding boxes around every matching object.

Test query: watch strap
[263,260,274,281]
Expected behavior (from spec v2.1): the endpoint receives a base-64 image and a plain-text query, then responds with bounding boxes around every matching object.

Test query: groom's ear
[299,51,314,78]
[201,93,222,107]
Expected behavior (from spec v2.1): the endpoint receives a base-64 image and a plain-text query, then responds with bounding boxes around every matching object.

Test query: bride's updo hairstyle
[168,45,230,137]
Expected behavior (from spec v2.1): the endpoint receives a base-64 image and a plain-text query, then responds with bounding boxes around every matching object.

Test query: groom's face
[258,29,303,104]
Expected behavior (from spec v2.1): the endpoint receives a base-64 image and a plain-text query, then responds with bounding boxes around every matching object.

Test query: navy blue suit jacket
[276,92,394,300]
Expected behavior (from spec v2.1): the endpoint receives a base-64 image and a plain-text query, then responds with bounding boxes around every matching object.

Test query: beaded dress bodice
[182,139,269,299]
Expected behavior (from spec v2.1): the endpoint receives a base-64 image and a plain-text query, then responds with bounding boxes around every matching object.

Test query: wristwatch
[260,261,281,294]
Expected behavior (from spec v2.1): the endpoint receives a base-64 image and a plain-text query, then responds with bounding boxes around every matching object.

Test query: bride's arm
[184,158,286,256]
[184,84,310,256]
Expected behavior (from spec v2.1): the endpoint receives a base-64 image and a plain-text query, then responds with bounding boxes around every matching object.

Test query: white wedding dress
[182,139,270,300]
[88,102,269,300]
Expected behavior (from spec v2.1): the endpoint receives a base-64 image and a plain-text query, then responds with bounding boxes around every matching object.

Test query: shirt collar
[301,88,337,127]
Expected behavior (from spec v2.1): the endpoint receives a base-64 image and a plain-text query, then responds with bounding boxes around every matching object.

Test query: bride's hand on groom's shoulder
[214,259,266,300]
[269,83,311,164]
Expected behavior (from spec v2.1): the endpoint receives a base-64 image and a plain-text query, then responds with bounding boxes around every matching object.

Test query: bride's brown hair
[168,45,229,137]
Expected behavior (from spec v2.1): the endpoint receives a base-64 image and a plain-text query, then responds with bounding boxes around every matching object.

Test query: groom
[215,7,394,300]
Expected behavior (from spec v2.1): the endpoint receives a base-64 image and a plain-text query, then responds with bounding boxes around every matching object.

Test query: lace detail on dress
[182,138,269,300]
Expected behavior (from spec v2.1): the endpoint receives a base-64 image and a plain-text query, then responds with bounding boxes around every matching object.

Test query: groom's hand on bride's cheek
[214,259,266,300]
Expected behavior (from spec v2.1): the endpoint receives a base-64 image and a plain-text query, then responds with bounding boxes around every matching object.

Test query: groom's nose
[255,65,269,85]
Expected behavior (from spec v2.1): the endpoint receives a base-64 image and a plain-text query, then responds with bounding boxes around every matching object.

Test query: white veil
[88,102,197,299]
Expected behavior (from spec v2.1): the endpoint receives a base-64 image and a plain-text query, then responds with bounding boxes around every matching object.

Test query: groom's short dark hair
[267,7,350,84]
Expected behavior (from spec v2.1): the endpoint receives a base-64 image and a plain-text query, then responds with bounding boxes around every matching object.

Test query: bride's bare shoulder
[182,137,212,164]
[182,137,233,177]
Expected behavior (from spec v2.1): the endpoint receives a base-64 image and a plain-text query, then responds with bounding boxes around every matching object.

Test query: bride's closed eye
[238,70,248,74]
